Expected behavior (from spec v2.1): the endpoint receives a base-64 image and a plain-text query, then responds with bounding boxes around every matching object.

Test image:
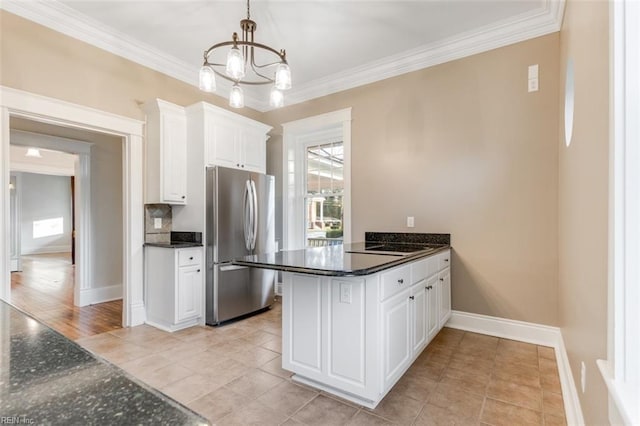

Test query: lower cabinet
[145,246,204,331]
[283,249,452,409]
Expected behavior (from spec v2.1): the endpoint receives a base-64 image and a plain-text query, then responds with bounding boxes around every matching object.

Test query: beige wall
[263,34,561,325]
[558,0,609,424]
[0,11,262,122]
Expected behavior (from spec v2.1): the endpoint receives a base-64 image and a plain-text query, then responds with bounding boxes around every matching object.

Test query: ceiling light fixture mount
[199,0,292,109]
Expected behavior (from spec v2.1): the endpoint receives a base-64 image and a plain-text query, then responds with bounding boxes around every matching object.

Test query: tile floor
[76,301,567,425]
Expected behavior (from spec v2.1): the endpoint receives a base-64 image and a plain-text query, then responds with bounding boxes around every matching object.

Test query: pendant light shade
[199,65,216,93]
[25,148,42,158]
[226,46,246,80]
[229,84,244,108]
[269,87,284,108]
[275,63,292,90]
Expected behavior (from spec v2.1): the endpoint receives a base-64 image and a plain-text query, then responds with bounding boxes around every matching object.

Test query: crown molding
[284,0,565,108]
[1,0,564,113]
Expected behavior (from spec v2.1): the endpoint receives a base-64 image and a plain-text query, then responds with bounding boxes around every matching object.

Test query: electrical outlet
[154,218,162,229]
[340,283,352,304]
[581,361,586,393]
[407,216,415,228]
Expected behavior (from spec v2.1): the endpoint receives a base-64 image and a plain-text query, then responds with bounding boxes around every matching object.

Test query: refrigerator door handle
[250,179,258,250]
[243,179,253,251]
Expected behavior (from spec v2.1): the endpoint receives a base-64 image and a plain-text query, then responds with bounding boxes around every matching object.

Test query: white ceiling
[2,0,564,111]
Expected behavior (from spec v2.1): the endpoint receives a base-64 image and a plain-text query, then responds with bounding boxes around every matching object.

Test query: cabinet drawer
[438,250,451,270]
[381,265,411,301]
[178,249,202,267]
[411,257,438,283]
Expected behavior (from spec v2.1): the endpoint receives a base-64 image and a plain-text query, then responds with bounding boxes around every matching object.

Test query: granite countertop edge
[144,242,203,248]
[233,245,450,277]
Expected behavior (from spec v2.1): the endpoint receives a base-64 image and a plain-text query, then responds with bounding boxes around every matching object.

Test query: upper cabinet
[186,102,271,173]
[144,99,188,205]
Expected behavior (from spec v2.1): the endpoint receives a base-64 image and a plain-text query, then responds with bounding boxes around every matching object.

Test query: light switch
[528,64,539,93]
[340,283,352,304]
[154,218,162,229]
[528,64,539,79]
[407,216,415,228]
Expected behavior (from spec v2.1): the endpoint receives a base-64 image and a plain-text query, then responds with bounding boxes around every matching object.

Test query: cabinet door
[176,265,202,322]
[161,113,187,203]
[208,119,240,169]
[426,274,439,342]
[411,281,427,355]
[241,128,266,173]
[438,269,451,328]
[381,290,411,389]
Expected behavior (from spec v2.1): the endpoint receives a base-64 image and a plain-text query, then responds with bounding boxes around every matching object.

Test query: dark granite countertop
[144,242,203,248]
[0,301,208,426]
[233,242,449,277]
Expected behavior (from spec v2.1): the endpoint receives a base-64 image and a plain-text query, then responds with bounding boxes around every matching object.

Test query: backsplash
[144,204,172,243]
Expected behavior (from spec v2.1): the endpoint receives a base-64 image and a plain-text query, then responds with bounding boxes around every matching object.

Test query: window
[305,141,344,247]
[282,108,351,250]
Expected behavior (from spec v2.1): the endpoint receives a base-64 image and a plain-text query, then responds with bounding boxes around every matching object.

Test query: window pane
[305,141,344,247]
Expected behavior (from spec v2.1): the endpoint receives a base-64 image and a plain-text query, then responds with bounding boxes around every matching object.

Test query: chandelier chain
[246,0,250,20]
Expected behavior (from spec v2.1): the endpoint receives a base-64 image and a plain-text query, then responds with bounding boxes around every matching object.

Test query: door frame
[9,173,21,272]
[1,86,146,327]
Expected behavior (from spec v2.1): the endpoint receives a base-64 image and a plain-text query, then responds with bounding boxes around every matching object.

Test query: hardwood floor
[11,253,122,340]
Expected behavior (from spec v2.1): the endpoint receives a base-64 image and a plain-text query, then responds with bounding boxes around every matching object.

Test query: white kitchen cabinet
[144,99,187,204]
[186,102,271,174]
[381,288,412,389]
[145,246,203,332]
[282,249,452,409]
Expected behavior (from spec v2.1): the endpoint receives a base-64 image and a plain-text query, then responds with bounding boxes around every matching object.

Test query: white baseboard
[78,284,122,306]
[446,310,584,426]
[128,301,146,327]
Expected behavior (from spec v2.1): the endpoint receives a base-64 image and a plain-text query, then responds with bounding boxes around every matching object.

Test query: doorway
[1,86,146,328]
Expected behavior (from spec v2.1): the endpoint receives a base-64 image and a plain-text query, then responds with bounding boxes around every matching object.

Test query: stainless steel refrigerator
[205,166,276,325]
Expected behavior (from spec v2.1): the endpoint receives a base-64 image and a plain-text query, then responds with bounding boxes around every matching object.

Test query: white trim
[145,318,200,333]
[446,310,584,425]
[0,86,145,327]
[10,129,93,154]
[282,108,352,250]
[1,0,564,112]
[78,284,122,306]
[9,162,74,177]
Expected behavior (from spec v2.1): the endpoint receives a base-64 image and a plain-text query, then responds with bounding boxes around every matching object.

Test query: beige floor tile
[172,325,216,342]
[232,346,280,368]
[537,346,556,360]
[540,371,562,393]
[260,336,283,353]
[390,372,438,402]
[280,418,303,425]
[259,356,294,379]
[76,333,129,353]
[440,365,490,396]
[542,390,565,417]
[197,357,250,385]
[539,357,560,375]
[414,403,479,426]
[158,338,213,361]
[257,381,318,416]
[224,368,284,399]
[427,383,484,422]
[480,397,543,426]
[119,353,172,376]
[497,339,539,356]
[460,332,500,349]
[241,329,280,346]
[293,394,358,425]
[96,343,150,365]
[368,388,424,424]
[181,348,229,373]
[217,399,288,426]
[492,362,540,388]
[421,343,455,364]
[495,351,539,369]
[544,412,568,426]
[407,359,447,382]
[108,324,167,341]
[159,373,225,405]
[186,387,247,423]
[486,378,542,411]
[347,410,394,425]
[137,363,194,389]
[135,334,185,352]
[449,351,495,375]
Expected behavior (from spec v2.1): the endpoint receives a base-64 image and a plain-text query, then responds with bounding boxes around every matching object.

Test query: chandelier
[198,0,292,109]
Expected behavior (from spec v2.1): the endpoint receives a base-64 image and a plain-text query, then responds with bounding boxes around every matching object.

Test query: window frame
[282,108,352,250]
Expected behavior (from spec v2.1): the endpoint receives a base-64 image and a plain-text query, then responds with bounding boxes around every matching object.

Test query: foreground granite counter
[234,242,450,276]
[0,301,208,426]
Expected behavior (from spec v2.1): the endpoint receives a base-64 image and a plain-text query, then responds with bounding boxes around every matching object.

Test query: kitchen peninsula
[234,233,451,408]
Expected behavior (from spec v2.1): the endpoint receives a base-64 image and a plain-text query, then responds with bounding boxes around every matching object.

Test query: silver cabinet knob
[398,279,404,284]
[440,278,444,281]
[409,296,415,300]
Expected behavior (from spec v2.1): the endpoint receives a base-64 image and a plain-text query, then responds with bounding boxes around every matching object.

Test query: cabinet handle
[237,163,240,167]
[425,285,432,290]
[440,278,444,281]
[197,269,201,273]
[241,164,245,168]
[181,195,185,199]
[444,258,449,262]
[398,279,404,284]
[409,296,415,300]
[189,256,194,260]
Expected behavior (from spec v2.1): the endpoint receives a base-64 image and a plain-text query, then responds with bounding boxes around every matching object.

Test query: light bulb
[199,65,216,93]
[269,87,284,108]
[229,84,244,108]
[25,148,42,158]
[226,46,245,80]
[275,62,291,90]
